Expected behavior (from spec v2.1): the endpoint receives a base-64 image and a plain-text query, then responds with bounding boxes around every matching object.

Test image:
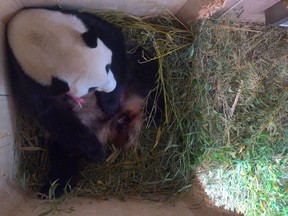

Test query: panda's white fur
[7,9,116,98]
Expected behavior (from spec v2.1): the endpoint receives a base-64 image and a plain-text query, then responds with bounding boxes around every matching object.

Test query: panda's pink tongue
[74,97,85,108]
[67,94,85,108]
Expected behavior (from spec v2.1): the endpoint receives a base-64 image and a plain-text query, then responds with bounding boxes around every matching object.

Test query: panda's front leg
[38,141,83,199]
[95,83,122,115]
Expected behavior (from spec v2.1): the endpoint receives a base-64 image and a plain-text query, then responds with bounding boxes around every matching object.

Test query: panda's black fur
[6,7,163,197]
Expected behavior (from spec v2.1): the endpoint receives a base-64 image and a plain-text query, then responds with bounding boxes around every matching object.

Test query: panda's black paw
[38,180,73,199]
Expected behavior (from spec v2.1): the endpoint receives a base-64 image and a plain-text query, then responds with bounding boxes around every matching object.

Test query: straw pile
[191,19,288,215]
[16,10,194,197]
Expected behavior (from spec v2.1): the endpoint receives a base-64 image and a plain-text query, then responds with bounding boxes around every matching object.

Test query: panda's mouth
[66,93,85,108]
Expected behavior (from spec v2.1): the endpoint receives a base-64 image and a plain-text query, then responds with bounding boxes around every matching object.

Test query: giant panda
[5,7,126,197]
[7,7,127,112]
[38,46,163,198]
[6,7,163,198]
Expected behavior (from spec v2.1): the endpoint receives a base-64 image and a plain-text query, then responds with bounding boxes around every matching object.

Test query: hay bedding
[191,20,288,214]
[16,10,194,197]
[192,19,288,161]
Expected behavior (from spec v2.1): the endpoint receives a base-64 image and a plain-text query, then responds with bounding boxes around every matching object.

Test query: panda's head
[67,36,117,99]
[7,8,117,100]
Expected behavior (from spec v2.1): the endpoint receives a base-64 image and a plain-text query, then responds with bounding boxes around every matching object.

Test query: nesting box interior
[0,0,277,215]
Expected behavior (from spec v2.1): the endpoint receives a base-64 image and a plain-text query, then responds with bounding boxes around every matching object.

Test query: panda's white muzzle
[97,70,116,93]
[97,78,116,93]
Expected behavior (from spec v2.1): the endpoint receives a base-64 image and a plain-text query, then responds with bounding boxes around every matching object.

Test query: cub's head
[73,91,144,150]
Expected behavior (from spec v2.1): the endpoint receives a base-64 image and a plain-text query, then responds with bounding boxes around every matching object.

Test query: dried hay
[191,19,288,215]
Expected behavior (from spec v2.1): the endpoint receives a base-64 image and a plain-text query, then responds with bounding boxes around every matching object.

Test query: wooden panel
[0,1,22,23]
[0,21,12,95]
[0,96,14,149]
[213,0,242,17]
[19,0,189,16]
[0,181,24,216]
[223,0,278,23]
[0,97,20,216]
[265,0,288,26]
[11,196,207,216]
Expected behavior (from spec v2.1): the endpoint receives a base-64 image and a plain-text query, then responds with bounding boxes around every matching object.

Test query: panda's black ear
[82,28,98,48]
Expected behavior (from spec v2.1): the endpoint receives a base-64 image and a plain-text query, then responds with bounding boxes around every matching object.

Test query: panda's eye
[105,64,111,74]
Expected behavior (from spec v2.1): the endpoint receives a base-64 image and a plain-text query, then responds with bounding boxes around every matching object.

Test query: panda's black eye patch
[105,64,111,74]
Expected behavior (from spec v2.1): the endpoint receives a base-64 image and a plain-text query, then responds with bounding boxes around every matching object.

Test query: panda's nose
[96,70,116,93]
[97,79,116,93]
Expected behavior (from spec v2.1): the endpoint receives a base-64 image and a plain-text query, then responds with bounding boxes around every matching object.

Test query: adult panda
[39,46,164,198]
[7,7,126,113]
[5,7,126,196]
